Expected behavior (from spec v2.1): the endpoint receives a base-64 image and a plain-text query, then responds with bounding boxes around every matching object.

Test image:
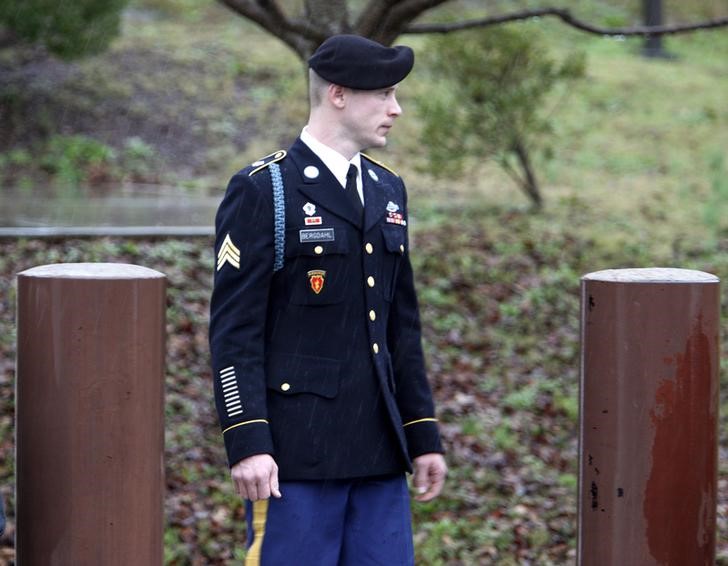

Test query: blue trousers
[244,474,414,566]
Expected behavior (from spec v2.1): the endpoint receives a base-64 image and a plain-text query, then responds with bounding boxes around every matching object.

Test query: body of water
[0,187,220,237]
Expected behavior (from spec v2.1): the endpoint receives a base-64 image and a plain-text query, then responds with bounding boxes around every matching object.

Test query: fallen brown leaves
[0,206,726,564]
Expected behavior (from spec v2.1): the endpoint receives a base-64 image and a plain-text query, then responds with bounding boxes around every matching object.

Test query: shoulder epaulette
[361,153,399,177]
[248,150,287,176]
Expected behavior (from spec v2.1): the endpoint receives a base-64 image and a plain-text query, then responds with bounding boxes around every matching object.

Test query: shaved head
[308,69,330,109]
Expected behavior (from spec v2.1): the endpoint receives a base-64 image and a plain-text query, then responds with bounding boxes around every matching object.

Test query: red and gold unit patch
[307,269,326,294]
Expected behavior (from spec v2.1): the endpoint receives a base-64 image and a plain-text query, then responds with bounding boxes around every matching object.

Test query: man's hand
[231,454,282,501]
[411,453,447,502]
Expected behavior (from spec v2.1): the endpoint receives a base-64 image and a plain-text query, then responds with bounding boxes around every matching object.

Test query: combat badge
[217,233,240,270]
[303,202,322,225]
[386,201,399,212]
[308,270,326,294]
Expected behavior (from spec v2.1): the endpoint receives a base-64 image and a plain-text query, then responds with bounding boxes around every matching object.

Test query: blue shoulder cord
[269,162,285,272]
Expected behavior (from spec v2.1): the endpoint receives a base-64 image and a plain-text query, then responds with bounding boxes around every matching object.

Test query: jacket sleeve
[209,169,275,468]
[386,178,444,460]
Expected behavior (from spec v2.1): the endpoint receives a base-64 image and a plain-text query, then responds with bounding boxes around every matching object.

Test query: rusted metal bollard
[16,263,166,565]
[578,268,719,565]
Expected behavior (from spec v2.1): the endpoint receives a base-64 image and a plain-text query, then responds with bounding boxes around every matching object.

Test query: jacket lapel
[288,139,362,228]
[362,162,397,233]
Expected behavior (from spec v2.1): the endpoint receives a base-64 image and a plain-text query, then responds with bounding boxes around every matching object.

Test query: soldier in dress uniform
[209,34,447,565]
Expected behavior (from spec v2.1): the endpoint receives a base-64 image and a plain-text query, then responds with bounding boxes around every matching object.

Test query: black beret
[308,34,414,90]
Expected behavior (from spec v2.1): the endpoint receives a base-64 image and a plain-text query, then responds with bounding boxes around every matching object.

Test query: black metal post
[643,0,669,58]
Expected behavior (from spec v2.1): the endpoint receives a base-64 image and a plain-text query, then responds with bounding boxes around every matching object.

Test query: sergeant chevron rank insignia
[217,233,241,270]
[308,269,326,294]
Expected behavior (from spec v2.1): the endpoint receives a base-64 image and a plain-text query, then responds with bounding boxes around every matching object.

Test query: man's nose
[389,96,402,117]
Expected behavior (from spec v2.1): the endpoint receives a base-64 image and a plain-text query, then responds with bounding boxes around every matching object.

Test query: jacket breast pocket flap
[285,230,350,305]
[381,225,405,254]
[266,353,341,399]
[381,226,405,301]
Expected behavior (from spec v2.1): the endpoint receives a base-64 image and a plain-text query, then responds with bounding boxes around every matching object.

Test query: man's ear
[327,84,347,109]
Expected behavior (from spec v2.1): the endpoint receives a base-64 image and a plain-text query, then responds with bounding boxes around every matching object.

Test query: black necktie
[345,164,363,220]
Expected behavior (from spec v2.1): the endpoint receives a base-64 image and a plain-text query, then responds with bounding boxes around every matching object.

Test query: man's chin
[361,136,388,152]
[371,136,388,148]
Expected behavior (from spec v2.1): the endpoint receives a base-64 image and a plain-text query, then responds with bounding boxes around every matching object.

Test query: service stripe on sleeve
[219,367,244,418]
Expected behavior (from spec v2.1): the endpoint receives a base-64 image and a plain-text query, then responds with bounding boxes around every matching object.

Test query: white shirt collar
[300,127,363,200]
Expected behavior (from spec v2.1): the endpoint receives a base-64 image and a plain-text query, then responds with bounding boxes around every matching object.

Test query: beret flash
[308,34,414,90]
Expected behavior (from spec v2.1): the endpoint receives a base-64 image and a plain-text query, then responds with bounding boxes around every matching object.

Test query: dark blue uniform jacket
[209,138,443,480]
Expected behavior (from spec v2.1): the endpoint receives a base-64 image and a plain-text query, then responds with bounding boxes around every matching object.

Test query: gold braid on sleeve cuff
[222,419,269,435]
[403,417,438,428]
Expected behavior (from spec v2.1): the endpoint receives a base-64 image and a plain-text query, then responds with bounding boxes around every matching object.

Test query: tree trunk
[643,0,668,58]
[0,27,20,50]
[216,0,453,58]
[511,137,543,209]
[305,0,351,37]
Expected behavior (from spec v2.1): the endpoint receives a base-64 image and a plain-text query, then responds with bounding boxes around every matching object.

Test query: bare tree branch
[217,1,728,62]
[256,0,288,26]
[217,0,325,57]
[372,0,451,44]
[356,0,405,39]
[285,18,329,45]
[405,8,728,37]
[259,0,326,44]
